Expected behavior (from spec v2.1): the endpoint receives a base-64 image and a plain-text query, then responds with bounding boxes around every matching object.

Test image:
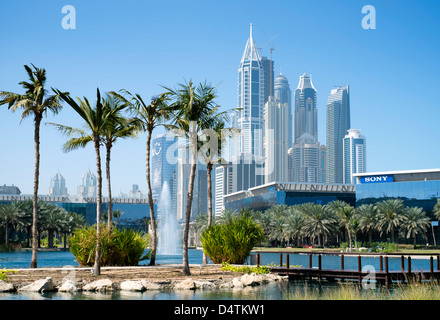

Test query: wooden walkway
[254,251,440,286]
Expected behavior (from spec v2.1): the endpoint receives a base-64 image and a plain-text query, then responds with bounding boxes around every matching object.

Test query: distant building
[343,129,367,184]
[274,73,292,147]
[128,184,145,198]
[326,86,351,184]
[288,133,326,183]
[264,96,290,183]
[77,170,97,198]
[0,184,21,195]
[48,172,68,196]
[231,153,264,193]
[294,73,318,144]
[215,163,234,216]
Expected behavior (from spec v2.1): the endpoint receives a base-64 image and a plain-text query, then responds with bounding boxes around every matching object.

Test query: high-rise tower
[326,85,351,184]
[235,24,265,158]
[48,172,67,196]
[343,129,366,184]
[274,73,292,147]
[294,73,317,144]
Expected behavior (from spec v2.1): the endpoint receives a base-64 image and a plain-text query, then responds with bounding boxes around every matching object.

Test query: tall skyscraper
[77,170,97,198]
[288,133,326,183]
[236,24,265,158]
[294,73,317,144]
[261,56,274,105]
[48,172,67,196]
[274,73,292,147]
[214,163,234,216]
[264,96,290,183]
[326,85,351,184]
[343,129,367,184]
[150,132,178,213]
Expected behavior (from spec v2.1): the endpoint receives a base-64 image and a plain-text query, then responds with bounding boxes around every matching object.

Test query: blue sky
[1,0,439,195]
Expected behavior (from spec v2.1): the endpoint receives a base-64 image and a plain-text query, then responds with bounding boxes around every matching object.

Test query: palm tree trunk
[369,229,373,246]
[183,134,198,276]
[203,162,213,264]
[106,142,113,232]
[93,137,102,276]
[146,130,157,266]
[5,223,9,248]
[30,115,41,268]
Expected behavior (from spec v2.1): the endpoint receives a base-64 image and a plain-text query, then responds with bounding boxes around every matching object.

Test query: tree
[326,201,355,250]
[0,65,66,267]
[401,207,431,249]
[376,199,404,243]
[298,203,337,247]
[357,204,378,246]
[50,88,124,275]
[433,199,440,221]
[109,90,173,266]
[0,203,24,248]
[165,81,220,275]
[284,207,306,247]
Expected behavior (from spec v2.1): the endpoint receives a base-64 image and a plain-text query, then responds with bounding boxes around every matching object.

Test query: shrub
[200,215,265,264]
[70,225,151,266]
[221,262,270,274]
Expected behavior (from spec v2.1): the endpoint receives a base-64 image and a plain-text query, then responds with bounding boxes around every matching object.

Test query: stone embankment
[0,265,287,293]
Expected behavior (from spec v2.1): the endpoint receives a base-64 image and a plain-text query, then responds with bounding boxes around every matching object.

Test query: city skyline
[1,1,440,195]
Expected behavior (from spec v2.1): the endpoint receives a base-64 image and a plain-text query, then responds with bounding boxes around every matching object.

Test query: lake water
[0,249,435,300]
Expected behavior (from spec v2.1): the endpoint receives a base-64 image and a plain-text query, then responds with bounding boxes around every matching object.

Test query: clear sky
[1,0,439,196]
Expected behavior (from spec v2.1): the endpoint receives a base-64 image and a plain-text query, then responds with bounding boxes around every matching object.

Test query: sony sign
[361,175,394,184]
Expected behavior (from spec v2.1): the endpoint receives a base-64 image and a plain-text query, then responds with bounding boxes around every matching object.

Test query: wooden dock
[254,251,440,286]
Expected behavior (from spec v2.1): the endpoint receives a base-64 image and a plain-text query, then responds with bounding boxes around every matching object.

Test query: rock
[141,280,162,290]
[194,280,215,290]
[83,279,114,292]
[18,277,55,292]
[120,280,145,292]
[58,279,78,292]
[173,278,196,290]
[239,273,268,286]
[232,277,244,288]
[0,280,15,292]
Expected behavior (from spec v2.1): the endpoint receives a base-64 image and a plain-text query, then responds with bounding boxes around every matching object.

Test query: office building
[288,133,326,183]
[214,163,234,216]
[274,73,293,148]
[294,73,318,143]
[48,172,68,196]
[343,129,367,184]
[326,86,351,184]
[0,184,21,195]
[77,170,97,198]
[235,23,265,158]
[264,96,290,183]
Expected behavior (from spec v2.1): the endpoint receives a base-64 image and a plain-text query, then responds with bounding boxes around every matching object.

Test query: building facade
[274,73,293,148]
[294,73,318,144]
[288,133,326,183]
[264,96,290,183]
[343,129,367,184]
[326,86,351,184]
[48,172,68,196]
[235,24,265,158]
[77,170,97,198]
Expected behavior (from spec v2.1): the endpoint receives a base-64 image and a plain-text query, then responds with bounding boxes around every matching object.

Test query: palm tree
[50,88,124,275]
[109,90,173,266]
[198,116,237,263]
[0,64,66,267]
[326,201,355,250]
[357,204,378,246]
[165,80,220,275]
[401,206,431,249]
[376,199,404,243]
[0,203,24,248]
[284,207,306,247]
[433,199,440,221]
[299,203,337,247]
[41,204,69,248]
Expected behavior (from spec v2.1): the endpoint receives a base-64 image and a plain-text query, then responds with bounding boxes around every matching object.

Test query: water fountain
[157,181,181,255]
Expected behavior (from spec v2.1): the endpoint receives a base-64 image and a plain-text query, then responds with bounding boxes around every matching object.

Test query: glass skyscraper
[326,86,351,184]
[48,172,67,196]
[274,73,292,147]
[235,23,265,158]
[294,73,318,144]
[343,129,366,184]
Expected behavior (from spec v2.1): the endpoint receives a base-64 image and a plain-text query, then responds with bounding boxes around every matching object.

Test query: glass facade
[356,180,440,213]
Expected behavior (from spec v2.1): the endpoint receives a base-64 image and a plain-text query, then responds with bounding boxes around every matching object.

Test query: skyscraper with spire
[235,23,265,159]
